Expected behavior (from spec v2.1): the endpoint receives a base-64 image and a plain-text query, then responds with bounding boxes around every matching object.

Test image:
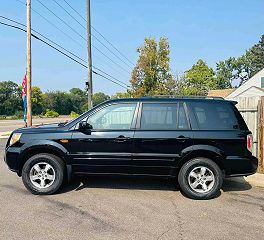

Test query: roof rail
[141,95,224,100]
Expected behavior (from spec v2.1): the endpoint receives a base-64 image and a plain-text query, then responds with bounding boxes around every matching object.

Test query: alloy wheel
[188,166,215,193]
[29,162,55,189]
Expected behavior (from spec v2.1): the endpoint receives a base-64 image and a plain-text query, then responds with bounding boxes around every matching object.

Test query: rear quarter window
[190,101,239,130]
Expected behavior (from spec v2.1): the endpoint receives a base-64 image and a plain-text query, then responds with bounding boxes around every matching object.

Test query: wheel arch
[18,145,68,176]
[178,148,225,173]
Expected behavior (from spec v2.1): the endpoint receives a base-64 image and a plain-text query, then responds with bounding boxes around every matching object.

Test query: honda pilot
[4,97,258,199]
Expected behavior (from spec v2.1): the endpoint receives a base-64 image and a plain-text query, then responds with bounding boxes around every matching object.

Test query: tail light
[247,134,253,153]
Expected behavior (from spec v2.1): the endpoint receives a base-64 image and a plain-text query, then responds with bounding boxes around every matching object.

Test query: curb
[225,173,264,188]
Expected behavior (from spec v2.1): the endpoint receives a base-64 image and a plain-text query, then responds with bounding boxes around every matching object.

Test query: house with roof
[207,88,235,98]
[226,68,264,100]
[208,68,264,100]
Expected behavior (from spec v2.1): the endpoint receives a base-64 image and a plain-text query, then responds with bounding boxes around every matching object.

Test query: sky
[0,0,264,95]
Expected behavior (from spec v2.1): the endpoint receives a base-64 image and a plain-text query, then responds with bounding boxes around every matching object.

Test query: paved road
[0,139,264,240]
[0,117,71,133]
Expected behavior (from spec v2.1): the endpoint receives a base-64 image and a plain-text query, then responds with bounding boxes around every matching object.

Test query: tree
[69,88,86,97]
[93,92,110,106]
[130,37,175,97]
[111,91,131,99]
[215,57,235,89]
[215,35,264,87]
[43,91,73,115]
[32,86,44,115]
[69,88,86,113]
[0,81,22,115]
[245,34,264,77]
[179,59,216,95]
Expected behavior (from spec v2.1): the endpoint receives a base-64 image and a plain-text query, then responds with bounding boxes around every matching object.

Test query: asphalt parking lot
[0,139,264,240]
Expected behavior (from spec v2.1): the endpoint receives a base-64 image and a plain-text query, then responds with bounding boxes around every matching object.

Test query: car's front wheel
[178,158,223,200]
[22,153,65,195]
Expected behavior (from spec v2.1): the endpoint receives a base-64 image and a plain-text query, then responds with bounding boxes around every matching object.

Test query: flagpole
[26,0,32,126]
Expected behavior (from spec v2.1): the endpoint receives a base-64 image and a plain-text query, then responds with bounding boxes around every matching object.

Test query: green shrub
[44,109,59,118]
[70,111,79,118]
[15,110,24,119]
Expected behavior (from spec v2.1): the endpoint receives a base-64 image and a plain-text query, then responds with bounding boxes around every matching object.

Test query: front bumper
[224,155,258,178]
[4,146,21,174]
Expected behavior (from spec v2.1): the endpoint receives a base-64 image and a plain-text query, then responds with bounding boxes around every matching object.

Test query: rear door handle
[114,135,130,142]
[176,136,190,142]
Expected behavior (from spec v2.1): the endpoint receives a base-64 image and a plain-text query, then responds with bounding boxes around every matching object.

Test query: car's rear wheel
[22,153,65,195]
[178,158,223,200]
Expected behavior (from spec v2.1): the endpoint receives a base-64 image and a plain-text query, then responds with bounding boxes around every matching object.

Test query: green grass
[0,132,11,137]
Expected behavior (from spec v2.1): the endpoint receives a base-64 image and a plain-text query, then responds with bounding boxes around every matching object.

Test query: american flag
[22,74,27,124]
[22,74,27,98]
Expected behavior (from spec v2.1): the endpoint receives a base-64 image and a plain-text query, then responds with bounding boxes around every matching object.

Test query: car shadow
[59,175,179,194]
[222,178,252,192]
[59,176,251,198]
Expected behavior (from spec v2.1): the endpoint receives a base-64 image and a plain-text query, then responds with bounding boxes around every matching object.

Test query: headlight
[9,133,22,146]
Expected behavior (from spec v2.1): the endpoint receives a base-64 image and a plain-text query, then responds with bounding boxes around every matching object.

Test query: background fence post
[257,96,264,173]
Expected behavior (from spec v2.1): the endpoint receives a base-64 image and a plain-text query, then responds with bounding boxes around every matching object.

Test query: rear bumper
[224,155,258,178]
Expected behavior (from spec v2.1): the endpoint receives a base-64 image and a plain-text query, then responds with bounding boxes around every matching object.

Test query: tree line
[1,34,263,116]
[0,81,110,117]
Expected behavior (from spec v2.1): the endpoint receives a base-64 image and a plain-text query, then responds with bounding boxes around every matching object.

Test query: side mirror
[78,121,93,131]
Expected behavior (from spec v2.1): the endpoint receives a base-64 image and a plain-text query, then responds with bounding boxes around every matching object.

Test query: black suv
[4,97,258,199]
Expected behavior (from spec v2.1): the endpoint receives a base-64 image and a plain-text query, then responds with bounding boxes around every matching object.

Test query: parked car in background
[4,97,258,199]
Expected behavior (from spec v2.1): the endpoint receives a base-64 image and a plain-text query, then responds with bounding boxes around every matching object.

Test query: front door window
[87,103,137,130]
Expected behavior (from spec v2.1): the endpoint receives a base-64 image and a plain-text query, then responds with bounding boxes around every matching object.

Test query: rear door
[188,100,248,175]
[132,101,193,177]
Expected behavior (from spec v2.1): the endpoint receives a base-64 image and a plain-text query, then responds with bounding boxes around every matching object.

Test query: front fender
[19,140,70,163]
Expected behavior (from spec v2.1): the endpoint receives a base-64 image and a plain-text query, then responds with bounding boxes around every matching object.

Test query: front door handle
[176,136,190,142]
[114,135,130,142]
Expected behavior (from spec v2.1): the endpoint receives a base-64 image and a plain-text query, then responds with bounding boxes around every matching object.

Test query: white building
[225,68,264,100]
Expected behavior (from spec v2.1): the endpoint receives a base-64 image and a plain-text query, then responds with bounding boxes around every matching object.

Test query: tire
[22,153,65,195]
[178,158,223,200]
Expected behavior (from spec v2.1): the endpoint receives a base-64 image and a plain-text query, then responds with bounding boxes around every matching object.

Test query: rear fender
[178,145,225,170]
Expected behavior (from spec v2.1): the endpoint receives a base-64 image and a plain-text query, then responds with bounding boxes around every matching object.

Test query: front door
[70,102,138,175]
[133,102,193,176]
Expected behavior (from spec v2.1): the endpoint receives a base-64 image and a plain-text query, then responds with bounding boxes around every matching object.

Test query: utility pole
[26,0,32,126]
[86,0,93,109]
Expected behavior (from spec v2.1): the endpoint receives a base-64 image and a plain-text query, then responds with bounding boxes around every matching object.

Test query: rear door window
[190,102,239,130]
[140,103,190,130]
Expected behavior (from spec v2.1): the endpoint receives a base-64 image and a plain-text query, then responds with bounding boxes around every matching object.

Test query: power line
[92,66,130,87]
[92,71,127,89]
[35,0,86,42]
[92,44,131,74]
[0,20,128,89]
[0,21,87,68]
[2,14,129,87]
[52,0,132,70]
[91,27,135,67]
[52,0,85,30]
[0,16,86,64]
[52,0,133,70]
[12,0,128,79]
[35,0,131,75]
[62,0,135,67]
[13,0,131,77]
[13,0,85,49]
